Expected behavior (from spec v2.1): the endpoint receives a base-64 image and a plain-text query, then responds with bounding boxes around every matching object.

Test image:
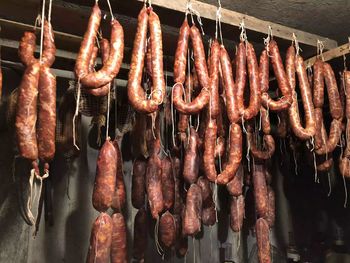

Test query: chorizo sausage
[159,211,176,248]
[173,19,190,84]
[264,186,275,228]
[260,107,271,135]
[324,62,343,120]
[317,156,333,172]
[178,74,193,141]
[247,129,275,161]
[196,176,212,206]
[235,42,247,117]
[256,218,271,263]
[18,32,38,66]
[204,120,242,184]
[261,41,292,111]
[41,20,56,67]
[92,138,117,212]
[37,65,56,162]
[287,46,316,140]
[161,157,175,211]
[86,213,112,263]
[230,195,245,232]
[172,155,184,215]
[133,208,148,260]
[183,127,200,184]
[183,184,202,236]
[344,71,350,119]
[253,163,268,218]
[313,59,324,108]
[128,8,158,113]
[146,141,164,218]
[132,157,147,209]
[112,140,126,212]
[202,200,216,226]
[208,40,220,118]
[15,63,40,160]
[220,46,239,123]
[111,213,127,263]
[226,164,244,196]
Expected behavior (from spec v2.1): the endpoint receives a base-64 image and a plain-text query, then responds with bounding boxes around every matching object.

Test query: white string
[106,0,114,20]
[144,0,152,8]
[317,40,325,61]
[73,80,81,150]
[187,3,205,35]
[216,2,223,44]
[48,0,53,23]
[106,85,111,139]
[263,26,272,53]
[292,33,302,55]
[39,0,46,62]
[239,20,247,43]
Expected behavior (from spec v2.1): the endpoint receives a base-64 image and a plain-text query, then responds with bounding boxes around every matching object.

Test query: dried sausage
[111,213,127,263]
[86,213,112,263]
[256,218,271,263]
[264,186,275,228]
[313,59,324,108]
[112,140,126,212]
[161,157,175,210]
[226,164,244,196]
[230,195,245,232]
[159,211,176,248]
[183,184,202,236]
[208,40,220,118]
[253,164,268,218]
[196,176,212,206]
[92,138,117,212]
[18,32,38,66]
[173,19,190,84]
[132,157,147,209]
[202,200,216,226]
[324,62,343,120]
[41,20,56,67]
[183,127,200,184]
[133,208,148,260]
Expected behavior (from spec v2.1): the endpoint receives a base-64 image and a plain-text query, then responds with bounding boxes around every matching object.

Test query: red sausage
[92,138,117,212]
[226,164,244,196]
[132,157,147,209]
[183,184,202,236]
[202,200,216,226]
[159,211,176,248]
[196,176,212,206]
[256,218,271,263]
[161,157,175,211]
[183,127,200,184]
[86,213,113,263]
[173,19,190,84]
[230,195,245,232]
[253,164,268,218]
[111,213,127,263]
[112,140,126,212]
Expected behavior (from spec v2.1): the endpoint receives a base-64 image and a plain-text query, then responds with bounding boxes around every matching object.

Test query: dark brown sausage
[230,195,245,232]
[161,157,175,211]
[256,218,271,263]
[133,208,148,260]
[172,155,184,215]
[86,213,113,263]
[226,164,244,196]
[174,19,190,84]
[37,65,56,162]
[159,211,176,248]
[253,164,268,218]
[146,141,164,218]
[15,63,40,160]
[112,140,126,212]
[183,127,200,184]
[276,110,288,138]
[111,213,127,263]
[132,157,147,209]
[202,200,216,226]
[92,138,117,212]
[183,184,202,236]
[196,176,212,206]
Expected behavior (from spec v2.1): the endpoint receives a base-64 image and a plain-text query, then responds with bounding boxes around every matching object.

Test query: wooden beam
[304,42,350,68]
[140,0,338,50]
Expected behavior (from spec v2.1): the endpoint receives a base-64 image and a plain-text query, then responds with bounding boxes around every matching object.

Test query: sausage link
[86,213,113,263]
[313,59,324,108]
[244,41,261,120]
[339,157,350,178]
[204,120,242,184]
[262,40,293,111]
[172,156,184,215]
[174,19,190,84]
[196,176,212,206]
[287,48,316,140]
[208,40,220,118]
[146,37,153,77]
[230,195,245,232]
[15,63,40,160]
[183,184,202,236]
[132,157,147,209]
[41,20,56,67]
[264,186,275,228]
[92,139,117,212]
[202,200,216,226]
[133,208,148,260]
[324,62,343,120]
[112,140,126,212]
[111,213,127,263]
[128,8,158,113]
[260,107,271,135]
[235,42,247,116]
[177,74,193,141]
[256,218,271,263]
[247,130,275,161]
[146,142,164,218]
[183,127,200,184]
[85,39,111,97]
[159,211,176,248]
[149,10,166,105]
[259,50,269,93]
[162,157,175,211]
[37,65,56,162]
[226,164,244,196]
[75,4,101,80]
[253,164,268,218]
[220,46,239,123]
[317,157,333,172]
[345,71,350,119]
[18,32,38,66]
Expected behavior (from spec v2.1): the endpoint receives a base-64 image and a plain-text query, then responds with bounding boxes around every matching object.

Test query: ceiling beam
[139,0,338,50]
[304,42,350,68]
